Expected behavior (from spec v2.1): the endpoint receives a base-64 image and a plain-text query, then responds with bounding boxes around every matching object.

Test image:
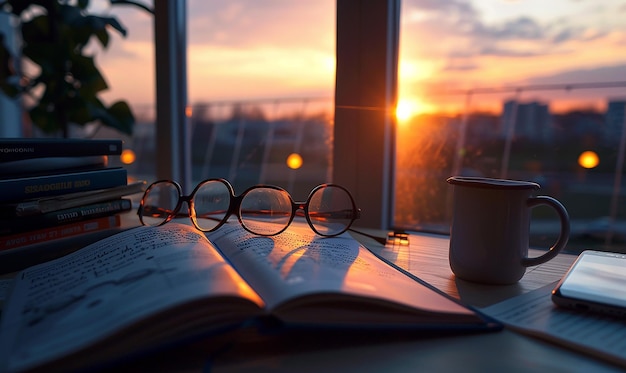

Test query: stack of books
[0,138,146,253]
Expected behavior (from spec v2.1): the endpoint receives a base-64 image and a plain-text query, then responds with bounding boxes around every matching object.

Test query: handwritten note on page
[0,224,262,372]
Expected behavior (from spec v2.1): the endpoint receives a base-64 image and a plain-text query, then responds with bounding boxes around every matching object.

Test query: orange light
[395,97,436,122]
[395,100,415,122]
[578,151,599,169]
[286,153,303,169]
[120,149,136,165]
[186,106,193,117]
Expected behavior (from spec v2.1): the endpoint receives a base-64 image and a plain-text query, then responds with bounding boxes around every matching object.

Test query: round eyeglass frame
[137,178,361,237]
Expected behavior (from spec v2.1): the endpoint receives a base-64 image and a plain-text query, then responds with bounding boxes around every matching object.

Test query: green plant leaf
[71,54,109,95]
[110,0,155,15]
[21,15,51,45]
[59,3,83,26]
[86,15,127,38]
[23,43,65,71]
[29,103,63,133]
[0,81,20,98]
[77,0,89,10]
[91,100,135,135]
[0,34,17,96]
[2,0,148,136]
[3,0,42,16]
[67,94,96,125]
[94,28,110,48]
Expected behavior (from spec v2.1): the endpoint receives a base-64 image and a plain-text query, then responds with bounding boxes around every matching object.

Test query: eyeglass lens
[192,180,232,231]
[306,185,355,236]
[140,181,180,226]
[239,187,293,235]
[141,180,357,236]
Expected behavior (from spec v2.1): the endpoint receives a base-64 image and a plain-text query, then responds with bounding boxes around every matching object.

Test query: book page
[0,223,263,372]
[208,221,478,326]
[481,282,626,368]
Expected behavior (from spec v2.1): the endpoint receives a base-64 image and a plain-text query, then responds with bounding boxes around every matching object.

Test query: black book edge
[0,156,109,178]
[0,138,123,162]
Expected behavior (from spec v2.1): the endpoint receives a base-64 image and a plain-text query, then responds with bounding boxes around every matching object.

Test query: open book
[0,221,498,372]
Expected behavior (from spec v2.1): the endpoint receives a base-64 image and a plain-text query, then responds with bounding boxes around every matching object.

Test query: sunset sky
[96,0,626,117]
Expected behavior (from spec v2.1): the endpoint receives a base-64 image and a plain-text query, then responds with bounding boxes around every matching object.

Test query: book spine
[0,139,123,162]
[0,199,132,235]
[0,156,109,178]
[0,168,128,203]
[0,215,121,251]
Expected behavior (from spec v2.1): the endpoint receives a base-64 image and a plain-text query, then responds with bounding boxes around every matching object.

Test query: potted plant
[0,0,152,137]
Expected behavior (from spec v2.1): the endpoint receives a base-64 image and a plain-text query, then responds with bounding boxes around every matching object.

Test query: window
[394,0,626,254]
[121,0,336,201]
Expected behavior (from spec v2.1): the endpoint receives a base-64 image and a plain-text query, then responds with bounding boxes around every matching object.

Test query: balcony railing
[125,97,333,201]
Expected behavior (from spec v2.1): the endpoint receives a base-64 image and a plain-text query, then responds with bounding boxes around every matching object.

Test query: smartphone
[552,250,626,318]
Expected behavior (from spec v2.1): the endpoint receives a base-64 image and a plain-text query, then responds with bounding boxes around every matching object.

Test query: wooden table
[350,229,577,308]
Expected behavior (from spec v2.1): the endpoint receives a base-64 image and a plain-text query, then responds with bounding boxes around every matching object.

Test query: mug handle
[522,196,570,267]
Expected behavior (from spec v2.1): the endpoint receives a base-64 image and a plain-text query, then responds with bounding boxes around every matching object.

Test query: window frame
[153,0,400,228]
[333,0,400,230]
[153,0,192,192]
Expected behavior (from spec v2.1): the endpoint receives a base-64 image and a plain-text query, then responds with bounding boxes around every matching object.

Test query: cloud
[442,57,479,71]
[524,63,626,85]
[551,28,578,44]
[103,0,335,50]
[478,17,545,40]
[409,0,478,17]
[469,14,605,50]
[402,0,623,63]
[478,46,546,58]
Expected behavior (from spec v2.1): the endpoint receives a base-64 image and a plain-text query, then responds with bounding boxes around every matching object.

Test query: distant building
[552,110,604,145]
[605,99,626,145]
[501,100,552,142]
[466,113,500,142]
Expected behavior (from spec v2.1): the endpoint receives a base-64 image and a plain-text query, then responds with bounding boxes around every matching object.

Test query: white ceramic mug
[447,176,570,285]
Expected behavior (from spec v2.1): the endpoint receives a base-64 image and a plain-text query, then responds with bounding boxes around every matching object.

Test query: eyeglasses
[137,179,361,237]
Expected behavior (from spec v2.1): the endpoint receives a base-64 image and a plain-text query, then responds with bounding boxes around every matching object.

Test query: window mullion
[334,0,401,229]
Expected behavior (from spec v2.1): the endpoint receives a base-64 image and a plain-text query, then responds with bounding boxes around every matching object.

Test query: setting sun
[396,98,436,122]
[396,100,415,122]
